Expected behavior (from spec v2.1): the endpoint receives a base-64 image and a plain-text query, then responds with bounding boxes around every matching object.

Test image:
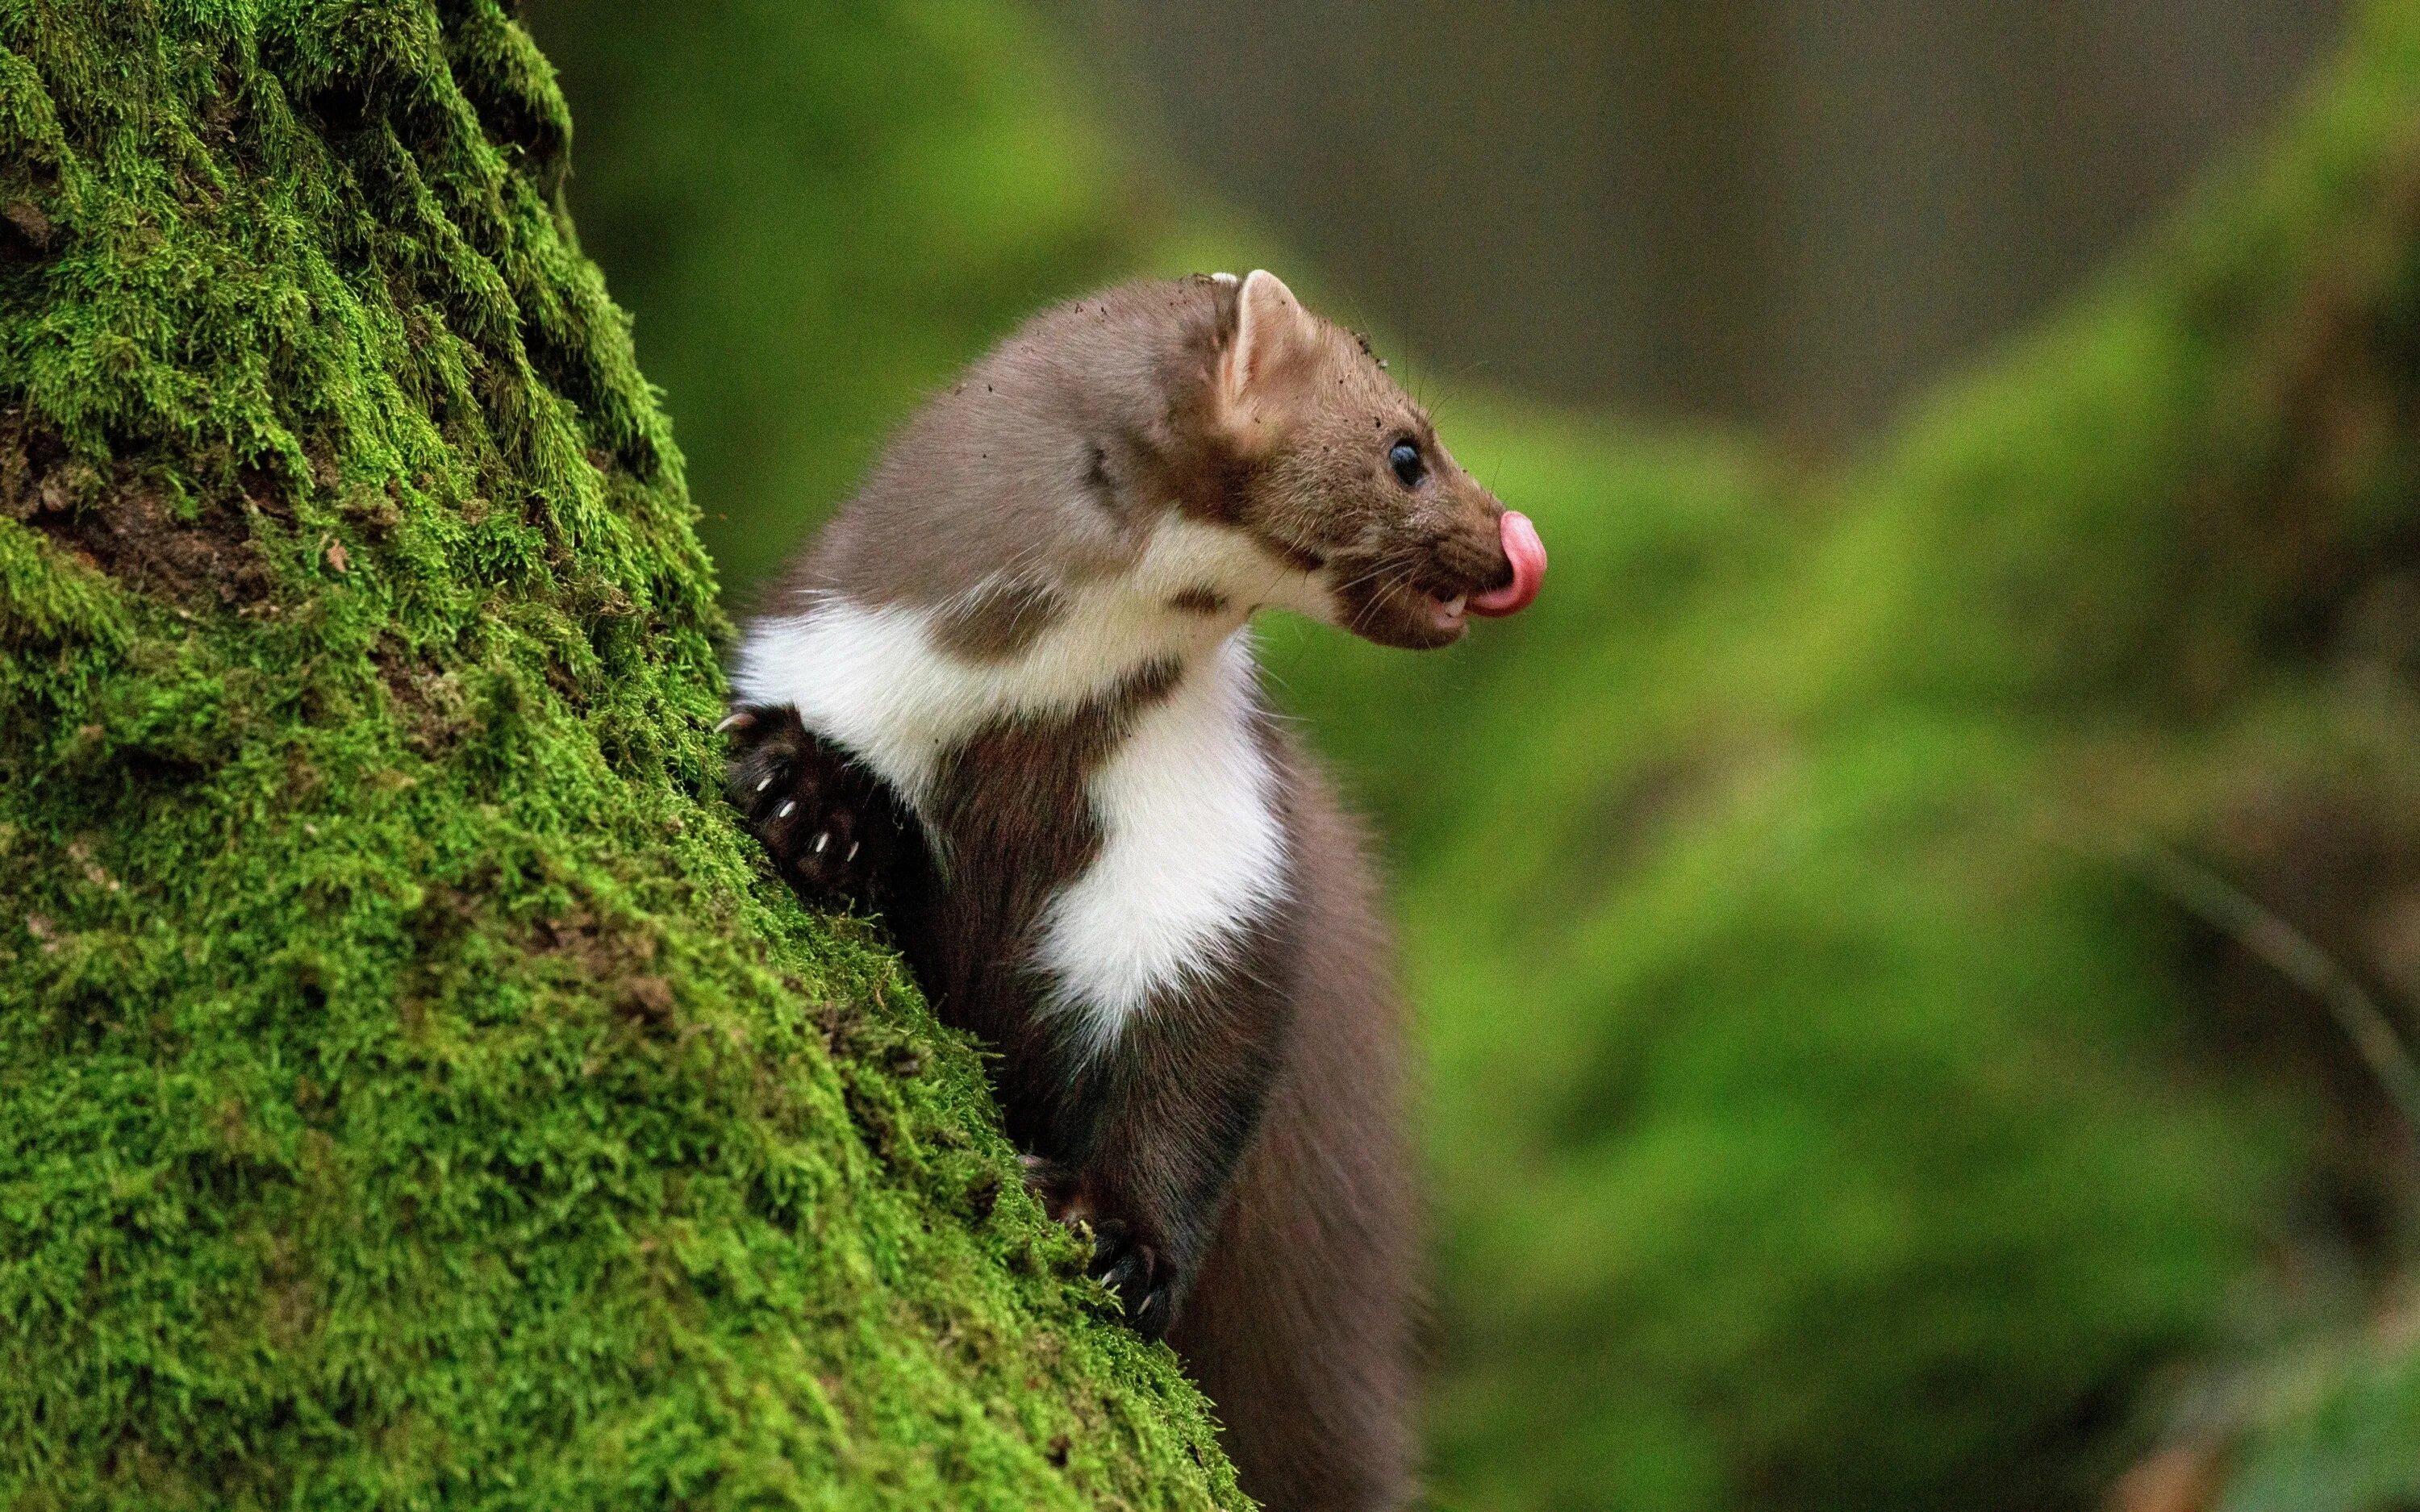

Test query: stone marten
[721,269,1545,1510]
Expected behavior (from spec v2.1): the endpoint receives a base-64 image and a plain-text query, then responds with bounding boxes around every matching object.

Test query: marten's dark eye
[1388,439,1425,489]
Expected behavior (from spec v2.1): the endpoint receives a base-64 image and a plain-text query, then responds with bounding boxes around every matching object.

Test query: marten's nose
[1469,511,1546,617]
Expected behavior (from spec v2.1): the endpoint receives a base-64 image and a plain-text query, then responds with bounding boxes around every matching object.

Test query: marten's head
[1196,269,1544,649]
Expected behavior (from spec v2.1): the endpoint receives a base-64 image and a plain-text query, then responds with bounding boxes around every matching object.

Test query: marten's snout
[1325,494,1547,651]
[1416,508,1546,638]
[1471,510,1546,616]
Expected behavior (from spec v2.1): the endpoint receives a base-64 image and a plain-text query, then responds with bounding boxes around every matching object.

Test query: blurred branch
[2110,834,2420,1141]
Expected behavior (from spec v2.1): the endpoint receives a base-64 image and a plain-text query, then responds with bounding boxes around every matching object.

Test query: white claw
[845,841,860,864]
[776,799,796,819]
[813,831,829,854]
[715,711,750,734]
[756,775,773,793]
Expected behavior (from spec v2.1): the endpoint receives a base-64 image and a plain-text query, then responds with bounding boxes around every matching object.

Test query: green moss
[0,3,1237,1506]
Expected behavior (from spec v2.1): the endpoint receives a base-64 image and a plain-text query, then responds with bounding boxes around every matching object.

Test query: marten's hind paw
[1087,1218,1171,1339]
[1014,1158,1173,1336]
[722,704,914,908]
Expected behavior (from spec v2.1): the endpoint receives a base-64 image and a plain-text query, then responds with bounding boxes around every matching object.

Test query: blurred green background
[519,2,2420,1508]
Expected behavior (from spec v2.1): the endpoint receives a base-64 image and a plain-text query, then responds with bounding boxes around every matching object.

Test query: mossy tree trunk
[0,4,1237,1507]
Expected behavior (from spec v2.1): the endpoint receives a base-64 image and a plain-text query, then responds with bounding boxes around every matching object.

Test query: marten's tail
[1171,758,1421,1512]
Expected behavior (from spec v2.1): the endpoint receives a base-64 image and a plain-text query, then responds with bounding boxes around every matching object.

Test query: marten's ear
[1220,269,1316,425]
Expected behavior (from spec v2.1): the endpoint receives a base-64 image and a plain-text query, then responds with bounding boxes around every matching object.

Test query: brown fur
[929,576,1066,661]
[727,707,1410,1507]
[760,274,1512,648]
[730,272,1522,1510]
[1166,585,1231,615]
[1171,752,1418,1512]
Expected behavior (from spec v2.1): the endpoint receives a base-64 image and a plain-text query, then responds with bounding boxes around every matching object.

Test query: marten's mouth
[1415,511,1546,632]
[1326,510,1546,649]
[1471,511,1546,617]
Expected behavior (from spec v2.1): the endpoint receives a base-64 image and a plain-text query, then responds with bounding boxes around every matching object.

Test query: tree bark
[0,4,1238,1506]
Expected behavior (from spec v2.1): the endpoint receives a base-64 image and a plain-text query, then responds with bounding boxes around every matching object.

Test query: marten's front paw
[722,704,913,907]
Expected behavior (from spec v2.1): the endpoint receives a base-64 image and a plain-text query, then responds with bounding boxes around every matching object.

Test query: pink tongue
[1470,510,1546,617]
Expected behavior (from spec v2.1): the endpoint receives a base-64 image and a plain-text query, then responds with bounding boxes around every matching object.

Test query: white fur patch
[1126,512,1335,626]
[731,514,1312,1058]
[730,515,1327,802]
[730,598,979,804]
[1030,633,1287,1055]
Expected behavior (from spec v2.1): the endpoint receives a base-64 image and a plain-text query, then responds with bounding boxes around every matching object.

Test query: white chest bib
[1027,634,1287,1054]
[732,528,1296,1056]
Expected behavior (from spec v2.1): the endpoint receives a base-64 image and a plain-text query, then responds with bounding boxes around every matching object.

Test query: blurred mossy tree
[6,2,2420,1511]
[530,1,2420,1509]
